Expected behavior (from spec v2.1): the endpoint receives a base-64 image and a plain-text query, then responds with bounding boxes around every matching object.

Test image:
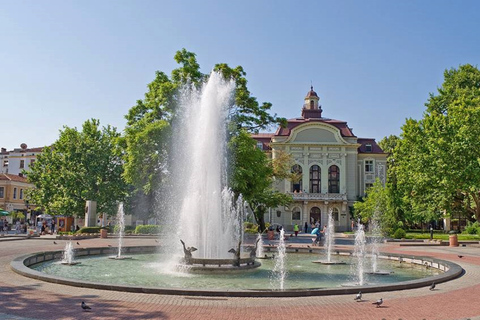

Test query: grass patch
[405,233,480,241]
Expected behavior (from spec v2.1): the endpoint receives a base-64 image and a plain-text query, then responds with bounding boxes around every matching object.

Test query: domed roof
[305,86,318,98]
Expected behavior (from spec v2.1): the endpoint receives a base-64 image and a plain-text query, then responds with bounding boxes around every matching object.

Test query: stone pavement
[0,237,479,320]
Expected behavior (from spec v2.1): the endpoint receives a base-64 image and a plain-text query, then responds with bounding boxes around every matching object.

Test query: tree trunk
[253,206,267,233]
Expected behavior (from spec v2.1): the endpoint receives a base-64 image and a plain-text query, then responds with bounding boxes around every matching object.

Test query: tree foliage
[229,130,292,232]
[27,119,127,217]
[123,49,286,216]
[394,64,480,223]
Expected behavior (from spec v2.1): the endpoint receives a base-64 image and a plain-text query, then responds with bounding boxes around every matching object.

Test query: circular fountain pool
[12,245,463,297]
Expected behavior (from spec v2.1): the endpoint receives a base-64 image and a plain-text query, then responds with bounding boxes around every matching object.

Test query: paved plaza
[0,236,479,320]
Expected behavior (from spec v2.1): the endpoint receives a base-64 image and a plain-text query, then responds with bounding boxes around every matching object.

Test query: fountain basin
[60,261,81,266]
[312,260,347,265]
[11,245,463,297]
[108,256,133,260]
[177,257,260,273]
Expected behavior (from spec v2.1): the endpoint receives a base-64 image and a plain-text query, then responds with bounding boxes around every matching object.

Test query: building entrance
[310,207,321,225]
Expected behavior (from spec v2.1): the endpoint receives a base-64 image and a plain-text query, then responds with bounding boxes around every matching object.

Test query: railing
[288,192,347,201]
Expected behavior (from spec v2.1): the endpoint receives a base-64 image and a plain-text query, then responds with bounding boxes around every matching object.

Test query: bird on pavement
[155,240,159,243]
[53,241,57,245]
[458,255,464,258]
[76,242,80,245]
[81,301,91,311]
[372,298,383,308]
[354,291,362,301]
[107,244,112,247]
[429,282,436,291]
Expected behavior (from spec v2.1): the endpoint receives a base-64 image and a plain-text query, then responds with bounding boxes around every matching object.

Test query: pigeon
[307,245,310,248]
[76,242,80,245]
[354,291,362,301]
[53,241,57,245]
[372,298,383,308]
[107,244,112,247]
[155,240,159,243]
[81,301,91,311]
[458,255,464,258]
[429,282,436,291]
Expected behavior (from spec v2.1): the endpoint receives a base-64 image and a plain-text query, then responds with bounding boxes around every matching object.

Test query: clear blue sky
[1,0,479,150]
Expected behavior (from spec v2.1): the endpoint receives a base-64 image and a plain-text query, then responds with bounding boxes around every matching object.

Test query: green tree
[353,179,395,234]
[27,119,127,217]
[123,49,286,215]
[229,130,292,232]
[394,64,480,224]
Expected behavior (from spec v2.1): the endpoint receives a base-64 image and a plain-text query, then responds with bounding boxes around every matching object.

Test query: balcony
[288,192,347,202]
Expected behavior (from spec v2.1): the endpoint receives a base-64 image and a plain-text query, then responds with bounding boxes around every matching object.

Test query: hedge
[134,225,161,234]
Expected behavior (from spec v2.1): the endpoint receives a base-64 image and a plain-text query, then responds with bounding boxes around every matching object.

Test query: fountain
[313,209,346,265]
[61,242,80,265]
[164,72,259,271]
[109,202,132,260]
[352,222,367,285]
[17,71,458,297]
[366,213,390,275]
[271,228,287,290]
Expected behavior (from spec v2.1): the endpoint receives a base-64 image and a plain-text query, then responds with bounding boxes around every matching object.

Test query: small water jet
[109,203,132,260]
[365,210,391,275]
[352,222,367,285]
[313,210,346,265]
[61,242,80,265]
[256,233,265,258]
[271,229,287,290]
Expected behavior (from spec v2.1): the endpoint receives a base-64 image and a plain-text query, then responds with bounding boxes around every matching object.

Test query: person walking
[304,222,308,233]
[294,223,299,237]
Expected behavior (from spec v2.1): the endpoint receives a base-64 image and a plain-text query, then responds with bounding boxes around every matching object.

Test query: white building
[0,144,43,176]
[252,87,387,232]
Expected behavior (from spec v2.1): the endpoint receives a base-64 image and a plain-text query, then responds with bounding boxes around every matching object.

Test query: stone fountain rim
[10,245,463,298]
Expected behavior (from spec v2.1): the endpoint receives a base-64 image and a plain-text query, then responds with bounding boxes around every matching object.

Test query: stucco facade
[252,87,387,232]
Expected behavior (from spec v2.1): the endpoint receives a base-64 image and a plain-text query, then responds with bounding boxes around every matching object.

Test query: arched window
[310,100,314,109]
[328,165,340,193]
[291,164,302,192]
[310,207,321,224]
[310,165,321,193]
[292,207,301,220]
[331,207,339,222]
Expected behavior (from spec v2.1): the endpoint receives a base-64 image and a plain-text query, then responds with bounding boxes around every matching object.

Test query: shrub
[113,225,135,234]
[465,221,480,235]
[134,225,161,234]
[77,227,102,234]
[244,222,255,230]
[393,228,406,239]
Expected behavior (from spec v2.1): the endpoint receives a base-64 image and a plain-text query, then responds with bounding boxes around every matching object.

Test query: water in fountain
[168,72,240,259]
[117,202,125,258]
[353,223,367,285]
[256,233,264,258]
[271,228,287,290]
[61,242,76,265]
[325,210,335,263]
[370,217,381,273]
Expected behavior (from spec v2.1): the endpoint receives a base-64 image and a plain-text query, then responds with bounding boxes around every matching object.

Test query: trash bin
[449,234,458,247]
[100,228,108,239]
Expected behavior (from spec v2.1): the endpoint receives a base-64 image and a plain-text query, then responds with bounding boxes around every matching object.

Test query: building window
[30,159,35,167]
[256,142,263,150]
[328,165,340,193]
[3,160,8,167]
[20,160,25,169]
[292,207,301,220]
[310,207,321,224]
[276,210,282,218]
[291,164,302,192]
[365,183,373,190]
[309,165,321,193]
[20,189,23,200]
[365,160,374,173]
[310,100,314,109]
[13,188,17,199]
[331,208,339,221]
[0,187,4,198]
[366,144,372,152]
